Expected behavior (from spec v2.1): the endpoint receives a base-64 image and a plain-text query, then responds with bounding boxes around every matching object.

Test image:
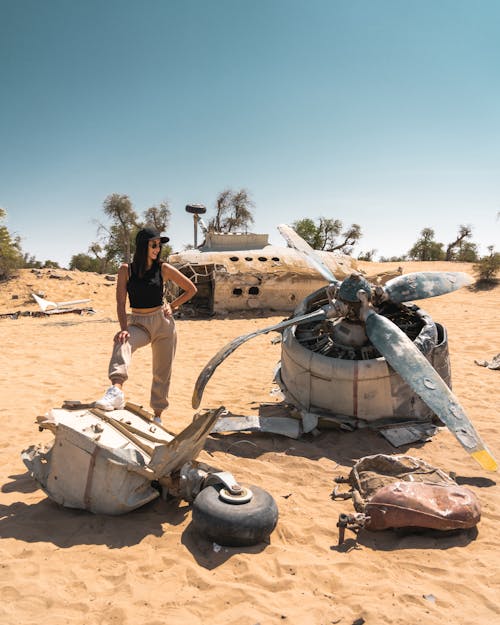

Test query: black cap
[136,227,169,246]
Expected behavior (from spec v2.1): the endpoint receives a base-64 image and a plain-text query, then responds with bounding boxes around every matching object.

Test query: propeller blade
[383,272,473,303]
[278,224,339,285]
[363,310,497,471]
[192,308,327,409]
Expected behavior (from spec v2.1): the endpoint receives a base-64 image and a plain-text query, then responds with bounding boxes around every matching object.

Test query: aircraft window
[272,257,280,262]
[248,287,260,295]
[258,257,267,262]
[232,288,243,296]
[245,257,253,261]
[230,256,239,261]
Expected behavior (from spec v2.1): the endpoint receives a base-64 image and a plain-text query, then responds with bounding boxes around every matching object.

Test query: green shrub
[473,247,500,282]
[0,209,23,281]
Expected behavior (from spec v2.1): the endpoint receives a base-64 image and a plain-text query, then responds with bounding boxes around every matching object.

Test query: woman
[95,227,197,423]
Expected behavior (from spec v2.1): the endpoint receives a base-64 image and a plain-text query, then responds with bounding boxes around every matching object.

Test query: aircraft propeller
[192,224,497,471]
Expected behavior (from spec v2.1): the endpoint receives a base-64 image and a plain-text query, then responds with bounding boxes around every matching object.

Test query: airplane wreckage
[168,210,358,315]
[192,224,497,473]
[22,404,278,546]
[19,218,495,549]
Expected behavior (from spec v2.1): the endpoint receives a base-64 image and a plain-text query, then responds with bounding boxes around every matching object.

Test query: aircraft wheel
[192,484,278,546]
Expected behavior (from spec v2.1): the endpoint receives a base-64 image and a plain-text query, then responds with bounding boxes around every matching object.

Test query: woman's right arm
[115,263,130,343]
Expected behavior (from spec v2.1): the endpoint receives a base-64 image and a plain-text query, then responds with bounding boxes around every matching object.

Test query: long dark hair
[131,240,163,278]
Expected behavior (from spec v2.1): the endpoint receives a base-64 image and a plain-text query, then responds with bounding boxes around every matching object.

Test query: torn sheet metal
[208,402,441,446]
[32,293,92,312]
[474,353,500,370]
[22,404,225,514]
[212,414,302,439]
[379,424,438,447]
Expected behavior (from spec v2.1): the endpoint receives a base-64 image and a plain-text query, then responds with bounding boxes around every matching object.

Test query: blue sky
[1,0,499,266]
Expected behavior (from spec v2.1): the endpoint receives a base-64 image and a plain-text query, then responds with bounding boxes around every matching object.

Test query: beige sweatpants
[108,308,177,413]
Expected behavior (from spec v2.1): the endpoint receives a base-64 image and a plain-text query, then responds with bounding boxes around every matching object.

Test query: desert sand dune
[0,262,498,625]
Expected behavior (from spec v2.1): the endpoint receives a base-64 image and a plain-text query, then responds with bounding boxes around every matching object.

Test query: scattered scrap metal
[0,307,95,320]
[332,454,481,545]
[474,353,500,370]
[210,401,437,447]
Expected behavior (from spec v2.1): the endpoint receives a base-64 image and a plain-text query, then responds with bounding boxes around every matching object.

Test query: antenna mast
[185,204,207,248]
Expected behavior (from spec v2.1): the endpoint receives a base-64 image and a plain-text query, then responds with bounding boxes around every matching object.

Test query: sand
[0,262,498,625]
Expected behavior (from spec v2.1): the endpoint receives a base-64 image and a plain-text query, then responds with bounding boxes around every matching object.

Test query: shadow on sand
[0,475,191,549]
[2,471,272,566]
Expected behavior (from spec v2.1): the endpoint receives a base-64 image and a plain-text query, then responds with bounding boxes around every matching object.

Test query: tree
[22,253,42,269]
[408,228,445,261]
[142,201,172,256]
[69,253,102,273]
[208,189,254,233]
[358,249,377,261]
[143,201,171,232]
[473,246,500,283]
[87,242,106,273]
[0,208,23,280]
[72,243,122,273]
[292,217,362,253]
[83,195,172,272]
[454,241,478,262]
[291,218,319,247]
[379,254,408,262]
[101,194,139,264]
[445,225,476,261]
[43,260,60,269]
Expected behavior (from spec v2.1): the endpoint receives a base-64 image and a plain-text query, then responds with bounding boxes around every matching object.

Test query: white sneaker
[95,386,125,411]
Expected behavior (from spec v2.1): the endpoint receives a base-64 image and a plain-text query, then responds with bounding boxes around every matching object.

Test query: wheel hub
[219,486,253,504]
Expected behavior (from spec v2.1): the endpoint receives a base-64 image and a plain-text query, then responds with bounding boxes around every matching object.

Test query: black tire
[192,484,278,547]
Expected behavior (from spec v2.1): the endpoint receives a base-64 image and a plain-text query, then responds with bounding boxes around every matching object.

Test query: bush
[473,247,500,283]
[69,253,118,273]
[0,210,23,281]
[69,253,103,273]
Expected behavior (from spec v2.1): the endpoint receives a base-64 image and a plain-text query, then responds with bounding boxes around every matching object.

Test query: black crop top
[127,263,164,309]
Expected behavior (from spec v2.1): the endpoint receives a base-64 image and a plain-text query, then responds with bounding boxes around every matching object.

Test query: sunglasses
[148,241,161,249]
